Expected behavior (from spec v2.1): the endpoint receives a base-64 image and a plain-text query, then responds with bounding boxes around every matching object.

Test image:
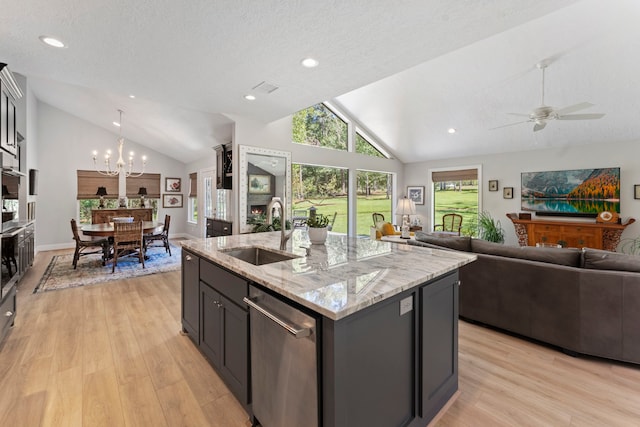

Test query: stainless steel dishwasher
[244,286,319,427]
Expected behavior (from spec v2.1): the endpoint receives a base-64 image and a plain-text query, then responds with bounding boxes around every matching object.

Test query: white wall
[36,102,188,250]
[405,141,640,247]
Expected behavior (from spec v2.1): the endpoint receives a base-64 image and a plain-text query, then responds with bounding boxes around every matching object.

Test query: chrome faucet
[266,197,293,250]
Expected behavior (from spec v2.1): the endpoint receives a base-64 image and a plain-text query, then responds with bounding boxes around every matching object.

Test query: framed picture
[503,187,513,199]
[163,194,183,208]
[635,185,640,200]
[248,174,271,194]
[407,186,425,205]
[165,177,181,192]
[488,180,498,191]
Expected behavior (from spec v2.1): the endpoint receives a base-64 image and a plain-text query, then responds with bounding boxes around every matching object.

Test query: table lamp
[137,187,148,208]
[395,197,416,239]
[96,186,108,209]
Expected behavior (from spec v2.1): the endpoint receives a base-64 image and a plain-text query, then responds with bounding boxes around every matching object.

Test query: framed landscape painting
[407,186,425,205]
[249,174,271,194]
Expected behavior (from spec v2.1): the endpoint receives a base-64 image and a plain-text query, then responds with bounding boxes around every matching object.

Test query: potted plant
[477,211,505,243]
[307,214,330,244]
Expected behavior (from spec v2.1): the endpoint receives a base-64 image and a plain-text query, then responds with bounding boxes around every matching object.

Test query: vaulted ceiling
[3,0,635,165]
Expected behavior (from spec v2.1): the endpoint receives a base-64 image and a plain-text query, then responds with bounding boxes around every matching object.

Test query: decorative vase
[308,226,328,245]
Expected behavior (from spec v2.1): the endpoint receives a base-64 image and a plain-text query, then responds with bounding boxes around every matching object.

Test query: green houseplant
[477,211,505,243]
[307,214,330,244]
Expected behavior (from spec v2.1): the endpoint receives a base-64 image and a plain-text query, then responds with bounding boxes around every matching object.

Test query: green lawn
[292,189,479,237]
[292,194,393,235]
[433,188,478,236]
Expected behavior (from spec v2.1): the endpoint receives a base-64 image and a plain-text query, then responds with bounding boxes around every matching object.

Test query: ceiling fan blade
[506,113,531,117]
[557,113,605,120]
[489,120,530,130]
[554,102,594,115]
[533,121,547,132]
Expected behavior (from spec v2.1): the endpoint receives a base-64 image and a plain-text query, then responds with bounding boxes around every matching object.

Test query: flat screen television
[521,167,620,217]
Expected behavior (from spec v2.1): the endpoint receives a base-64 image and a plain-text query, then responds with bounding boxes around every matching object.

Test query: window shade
[126,173,161,198]
[77,170,118,200]
[432,169,478,182]
[189,172,197,197]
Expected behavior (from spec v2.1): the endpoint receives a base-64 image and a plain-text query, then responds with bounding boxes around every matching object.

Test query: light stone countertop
[181,230,477,321]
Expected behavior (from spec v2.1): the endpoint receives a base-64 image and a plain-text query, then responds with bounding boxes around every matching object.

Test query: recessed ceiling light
[129,94,135,99]
[244,94,256,101]
[113,121,121,127]
[448,128,456,134]
[39,35,66,48]
[301,57,319,68]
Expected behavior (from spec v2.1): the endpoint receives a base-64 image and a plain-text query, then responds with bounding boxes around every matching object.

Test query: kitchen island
[181,231,476,427]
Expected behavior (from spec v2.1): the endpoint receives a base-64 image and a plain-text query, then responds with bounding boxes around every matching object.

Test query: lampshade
[137,187,148,196]
[96,186,108,196]
[395,197,416,216]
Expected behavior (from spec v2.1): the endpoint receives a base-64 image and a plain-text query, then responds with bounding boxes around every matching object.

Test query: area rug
[34,244,182,293]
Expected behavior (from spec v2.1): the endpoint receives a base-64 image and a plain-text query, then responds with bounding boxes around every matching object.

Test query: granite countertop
[181,231,476,320]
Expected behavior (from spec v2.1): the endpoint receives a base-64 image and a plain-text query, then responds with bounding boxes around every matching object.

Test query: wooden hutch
[507,213,635,251]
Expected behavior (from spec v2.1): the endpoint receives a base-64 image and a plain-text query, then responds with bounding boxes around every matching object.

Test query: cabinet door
[7,99,15,153]
[219,295,249,404]
[200,282,223,367]
[181,250,200,341]
[420,272,459,421]
[562,226,600,249]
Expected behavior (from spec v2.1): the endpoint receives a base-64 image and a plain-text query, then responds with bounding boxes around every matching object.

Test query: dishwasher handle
[243,297,312,338]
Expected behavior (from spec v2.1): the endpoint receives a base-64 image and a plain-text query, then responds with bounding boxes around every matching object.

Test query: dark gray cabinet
[322,271,459,427]
[420,273,459,421]
[181,250,200,342]
[206,218,232,237]
[181,251,250,408]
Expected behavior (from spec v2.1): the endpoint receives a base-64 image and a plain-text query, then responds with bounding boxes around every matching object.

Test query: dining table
[81,221,163,237]
[81,221,164,262]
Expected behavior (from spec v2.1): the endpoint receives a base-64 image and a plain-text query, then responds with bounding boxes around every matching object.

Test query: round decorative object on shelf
[596,211,619,223]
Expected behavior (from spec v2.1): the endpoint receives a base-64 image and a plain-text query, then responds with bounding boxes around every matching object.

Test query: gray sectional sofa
[408,232,640,365]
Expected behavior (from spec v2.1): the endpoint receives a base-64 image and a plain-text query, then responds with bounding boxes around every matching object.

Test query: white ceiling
[4,0,633,165]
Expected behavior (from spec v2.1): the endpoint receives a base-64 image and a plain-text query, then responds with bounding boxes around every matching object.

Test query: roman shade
[126,173,161,198]
[76,170,118,200]
[431,169,478,182]
[189,172,197,197]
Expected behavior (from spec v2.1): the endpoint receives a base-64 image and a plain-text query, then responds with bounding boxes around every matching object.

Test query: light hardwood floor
[1,248,639,426]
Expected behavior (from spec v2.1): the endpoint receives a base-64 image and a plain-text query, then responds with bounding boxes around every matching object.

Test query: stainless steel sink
[220,247,298,266]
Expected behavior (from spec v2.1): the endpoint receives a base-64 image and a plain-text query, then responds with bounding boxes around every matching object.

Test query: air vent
[252,81,279,94]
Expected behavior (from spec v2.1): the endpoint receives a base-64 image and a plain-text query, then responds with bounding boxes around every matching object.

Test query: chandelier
[92,109,147,177]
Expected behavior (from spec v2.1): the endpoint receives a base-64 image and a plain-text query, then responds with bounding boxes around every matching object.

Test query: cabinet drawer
[200,259,248,307]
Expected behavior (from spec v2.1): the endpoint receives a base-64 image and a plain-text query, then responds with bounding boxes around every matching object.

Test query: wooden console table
[506,213,635,251]
[91,208,153,224]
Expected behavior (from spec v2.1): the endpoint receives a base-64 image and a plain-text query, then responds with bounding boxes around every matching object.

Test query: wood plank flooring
[1,248,639,426]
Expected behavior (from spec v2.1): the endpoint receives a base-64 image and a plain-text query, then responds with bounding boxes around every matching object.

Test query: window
[76,170,119,224]
[292,103,348,151]
[292,163,348,234]
[356,170,393,235]
[432,168,479,236]
[355,131,386,158]
[126,173,161,218]
[188,172,197,223]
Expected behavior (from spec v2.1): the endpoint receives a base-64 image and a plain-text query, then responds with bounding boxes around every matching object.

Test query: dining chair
[327,212,337,231]
[433,213,463,236]
[292,209,308,229]
[372,212,385,226]
[70,218,110,269]
[144,214,171,256]
[112,221,145,272]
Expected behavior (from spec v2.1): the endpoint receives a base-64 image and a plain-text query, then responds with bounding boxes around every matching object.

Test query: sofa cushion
[470,239,582,267]
[583,248,640,272]
[414,231,471,252]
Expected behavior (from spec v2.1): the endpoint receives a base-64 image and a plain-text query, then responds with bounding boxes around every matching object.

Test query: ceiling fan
[492,61,605,132]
